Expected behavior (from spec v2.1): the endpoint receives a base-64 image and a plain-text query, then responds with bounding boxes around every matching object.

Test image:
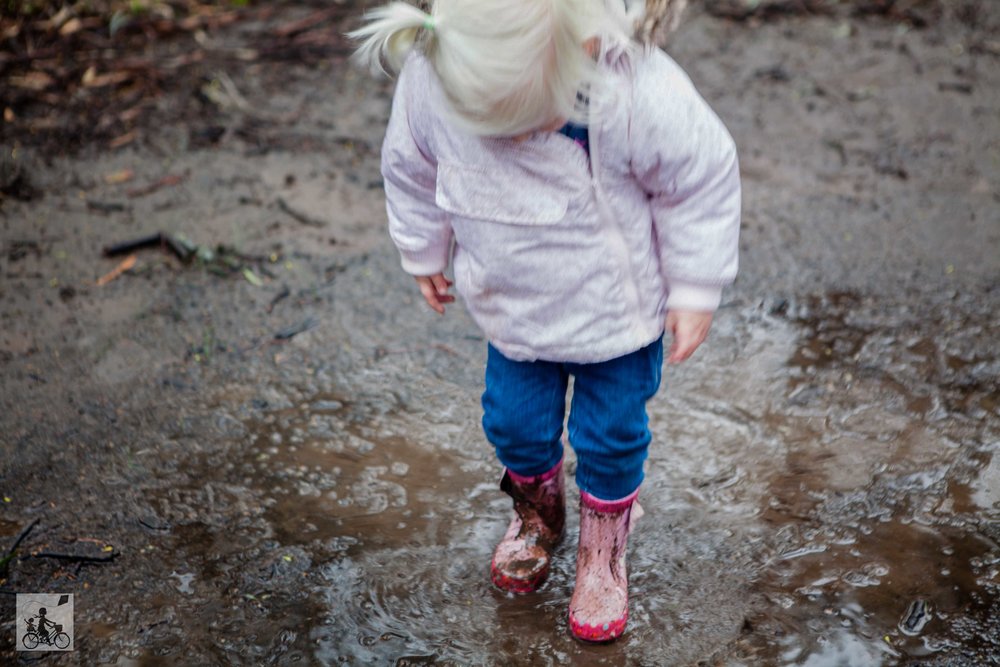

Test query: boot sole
[569,613,628,643]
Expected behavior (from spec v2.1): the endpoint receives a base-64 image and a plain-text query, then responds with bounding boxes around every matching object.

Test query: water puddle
[126,291,997,664]
[734,293,1000,666]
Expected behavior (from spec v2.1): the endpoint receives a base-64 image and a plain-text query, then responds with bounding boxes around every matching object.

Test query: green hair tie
[423,17,435,31]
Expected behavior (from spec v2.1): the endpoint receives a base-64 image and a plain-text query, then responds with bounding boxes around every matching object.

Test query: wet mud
[2,3,999,666]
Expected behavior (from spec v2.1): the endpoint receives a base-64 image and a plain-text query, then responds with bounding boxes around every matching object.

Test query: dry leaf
[109,130,138,149]
[104,169,134,185]
[59,17,83,36]
[27,116,61,131]
[10,71,55,91]
[82,66,132,88]
[1,23,21,40]
[119,105,144,123]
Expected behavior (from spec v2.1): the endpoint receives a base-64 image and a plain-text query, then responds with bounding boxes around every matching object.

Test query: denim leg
[482,344,568,477]
[567,338,664,500]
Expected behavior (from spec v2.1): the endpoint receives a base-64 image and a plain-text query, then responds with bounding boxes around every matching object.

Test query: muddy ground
[1,2,998,665]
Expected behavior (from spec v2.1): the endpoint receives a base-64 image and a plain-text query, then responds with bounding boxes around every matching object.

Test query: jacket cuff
[398,246,449,276]
[665,280,722,312]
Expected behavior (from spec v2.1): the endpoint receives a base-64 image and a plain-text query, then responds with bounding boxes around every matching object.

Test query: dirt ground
[1,1,998,665]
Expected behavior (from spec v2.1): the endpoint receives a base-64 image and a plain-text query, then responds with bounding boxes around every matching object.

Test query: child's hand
[665,310,713,364]
[414,273,455,315]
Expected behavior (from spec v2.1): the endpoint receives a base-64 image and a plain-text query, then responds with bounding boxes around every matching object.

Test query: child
[351,0,740,643]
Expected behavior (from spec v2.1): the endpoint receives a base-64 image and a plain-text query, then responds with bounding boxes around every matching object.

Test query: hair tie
[423,16,435,31]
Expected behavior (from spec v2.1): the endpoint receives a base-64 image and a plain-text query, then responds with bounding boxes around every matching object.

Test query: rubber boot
[490,459,566,593]
[568,489,643,642]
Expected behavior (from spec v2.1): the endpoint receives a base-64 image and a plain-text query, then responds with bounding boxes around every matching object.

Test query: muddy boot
[490,459,566,593]
[568,490,643,642]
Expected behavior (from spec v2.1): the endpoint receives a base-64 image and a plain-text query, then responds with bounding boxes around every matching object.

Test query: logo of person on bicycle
[16,593,73,652]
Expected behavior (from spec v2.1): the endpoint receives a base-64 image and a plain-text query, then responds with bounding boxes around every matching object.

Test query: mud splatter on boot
[568,490,643,642]
[490,459,566,593]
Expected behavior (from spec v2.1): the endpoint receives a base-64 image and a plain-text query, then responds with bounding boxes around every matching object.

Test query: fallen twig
[277,196,326,227]
[274,317,319,340]
[28,551,117,563]
[103,232,195,262]
[127,173,187,198]
[267,285,291,313]
[109,130,138,149]
[102,232,165,257]
[273,7,350,39]
[87,199,128,213]
[2,518,40,566]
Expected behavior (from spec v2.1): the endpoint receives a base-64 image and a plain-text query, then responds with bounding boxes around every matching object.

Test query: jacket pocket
[435,160,569,226]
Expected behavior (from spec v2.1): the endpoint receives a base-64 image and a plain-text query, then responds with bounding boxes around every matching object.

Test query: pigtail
[348,2,437,75]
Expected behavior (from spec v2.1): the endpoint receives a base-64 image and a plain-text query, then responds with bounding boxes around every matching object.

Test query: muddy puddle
[5,206,995,666]
[737,294,1000,667]
[130,287,995,665]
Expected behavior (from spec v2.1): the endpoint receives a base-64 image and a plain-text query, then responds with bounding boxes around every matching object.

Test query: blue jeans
[482,338,663,500]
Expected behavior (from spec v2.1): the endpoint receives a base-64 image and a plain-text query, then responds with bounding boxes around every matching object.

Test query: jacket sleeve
[629,49,741,312]
[381,56,452,276]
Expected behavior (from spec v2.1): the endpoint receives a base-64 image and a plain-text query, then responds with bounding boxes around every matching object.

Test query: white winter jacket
[381,48,741,363]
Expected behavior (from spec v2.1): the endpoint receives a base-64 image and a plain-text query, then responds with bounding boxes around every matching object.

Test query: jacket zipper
[587,97,648,341]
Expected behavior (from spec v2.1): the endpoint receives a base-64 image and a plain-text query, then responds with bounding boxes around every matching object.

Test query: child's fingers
[665,310,713,363]
[430,273,451,296]
[668,339,695,363]
[416,277,445,314]
[667,337,690,363]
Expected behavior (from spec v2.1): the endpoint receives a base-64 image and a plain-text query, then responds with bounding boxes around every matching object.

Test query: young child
[351,0,740,643]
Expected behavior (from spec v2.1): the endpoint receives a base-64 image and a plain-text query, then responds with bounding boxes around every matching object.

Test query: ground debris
[704,0,956,25]
[0,518,40,575]
[5,238,43,262]
[103,231,195,262]
[277,195,327,227]
[705,0,832,21]
[273,316,319,340]
[96,254,137,286]
[28,550,117,563]
[267,285,291,313]
[0,146,38,201]
[101,231,281,285]
[86,199,129,213]
[0,1,358,152]
[127,173,187,198]
[898,598,932,636]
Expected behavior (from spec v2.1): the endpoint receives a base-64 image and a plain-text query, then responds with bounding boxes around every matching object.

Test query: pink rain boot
[490,459,566,593]
[568,489,643,642]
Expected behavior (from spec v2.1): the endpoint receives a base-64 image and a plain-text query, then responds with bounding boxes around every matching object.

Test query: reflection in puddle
[971,454,1000,512]
[779,629,894,666]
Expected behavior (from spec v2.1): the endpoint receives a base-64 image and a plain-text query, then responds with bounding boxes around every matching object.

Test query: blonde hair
[349,0,635,137]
